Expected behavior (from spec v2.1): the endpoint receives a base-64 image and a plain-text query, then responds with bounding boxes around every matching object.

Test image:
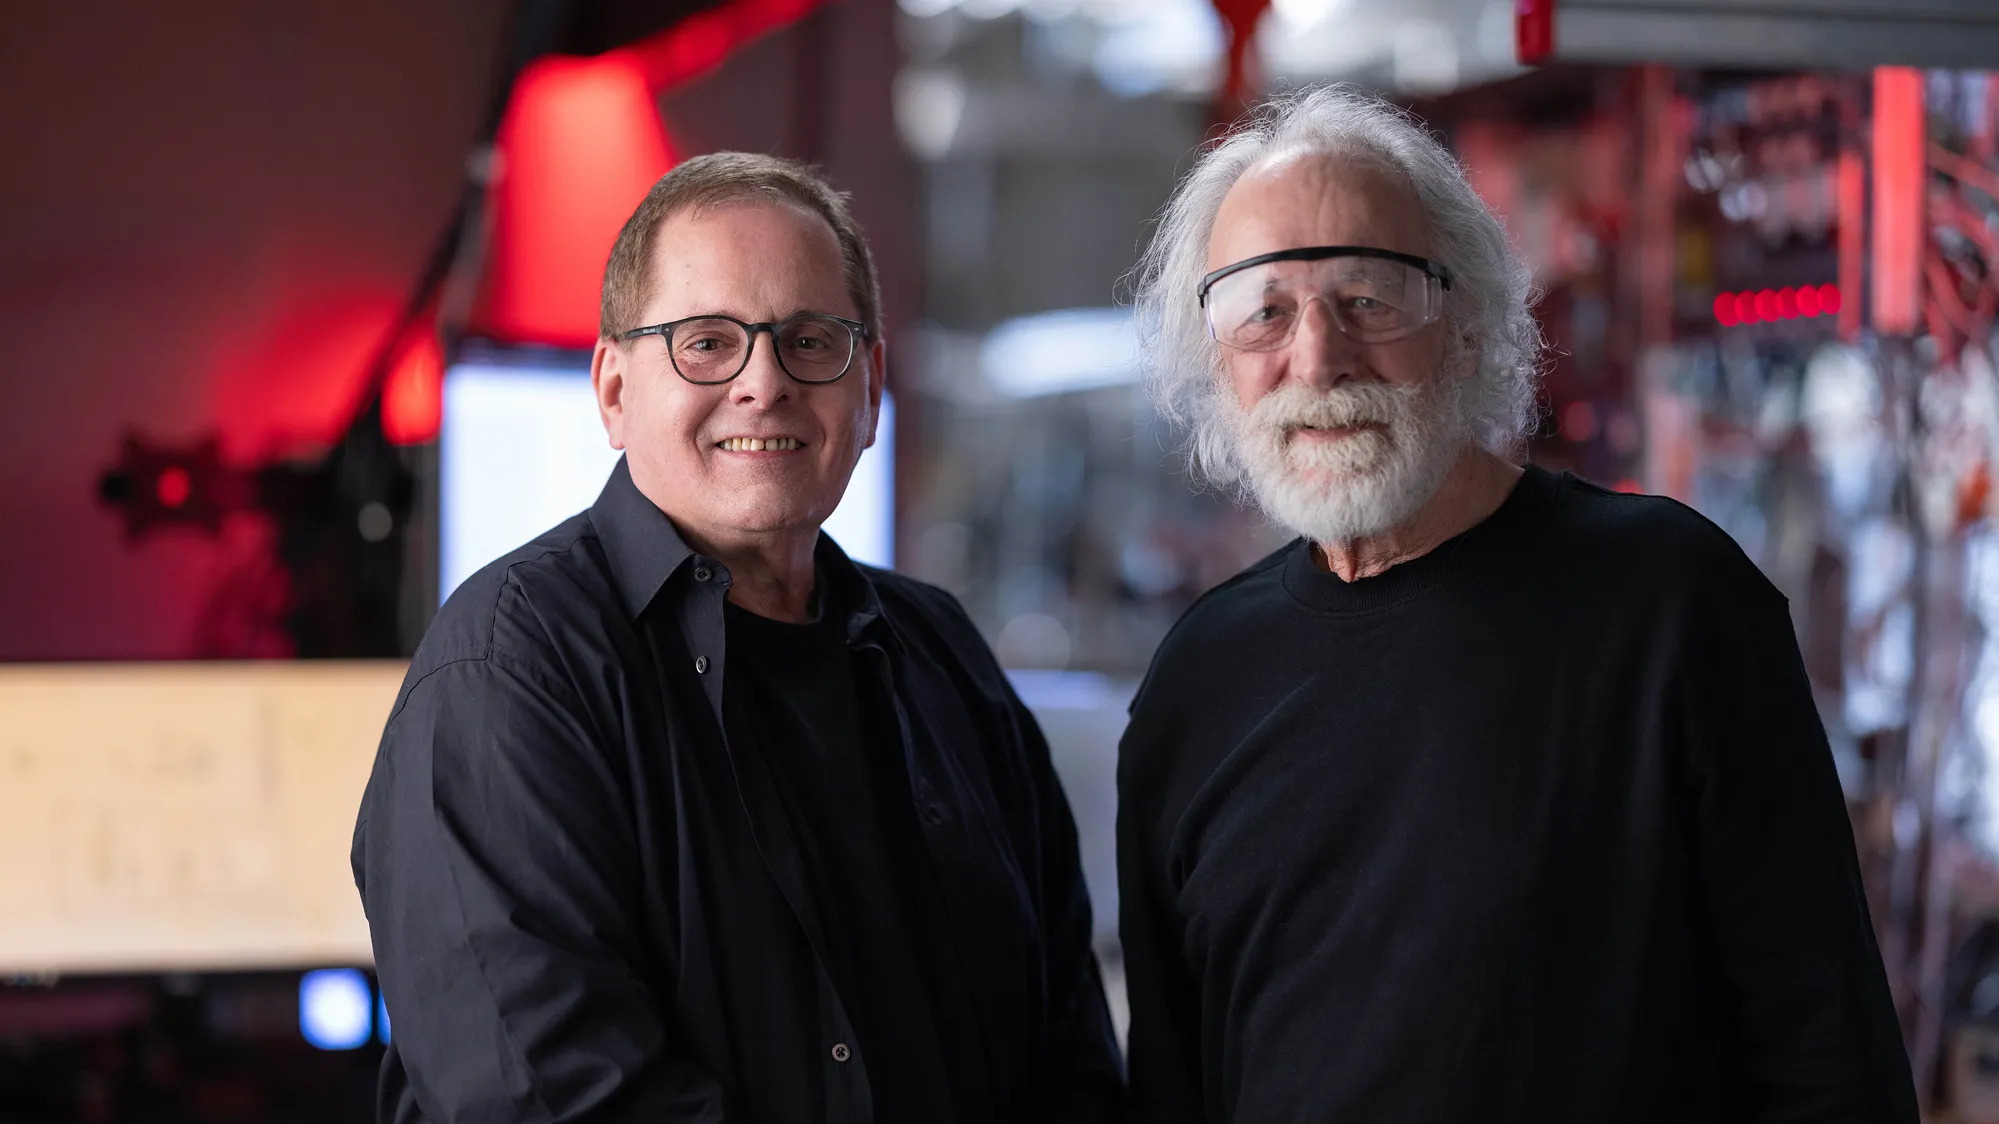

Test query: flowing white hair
[1129,85,1543,487]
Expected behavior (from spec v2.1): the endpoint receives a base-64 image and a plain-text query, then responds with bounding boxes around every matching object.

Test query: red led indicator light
[1712,285,1843,326]
[157,466,192,509]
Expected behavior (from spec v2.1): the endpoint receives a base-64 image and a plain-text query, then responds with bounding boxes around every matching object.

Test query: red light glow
[1872,67,1925,334]
[1514,0,1554,65]
[1712,284,1843,326]
[1562,401,1599,443]
[383,334,445,445]
[204,295,407,453]
[157,466,192,509]
[1838,151,1863,340]
[627,0,826,89]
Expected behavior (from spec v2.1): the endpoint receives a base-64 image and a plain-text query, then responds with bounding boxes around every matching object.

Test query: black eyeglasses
[618,313,870,386]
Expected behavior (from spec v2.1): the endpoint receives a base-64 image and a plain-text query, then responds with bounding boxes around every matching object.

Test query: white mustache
[1242,381,1417,435]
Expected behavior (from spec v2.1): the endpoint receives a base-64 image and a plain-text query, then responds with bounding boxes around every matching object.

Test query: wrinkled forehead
[1206,150,1434,276]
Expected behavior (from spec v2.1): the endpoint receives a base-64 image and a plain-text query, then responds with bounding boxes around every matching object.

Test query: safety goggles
[1198,245,1453,350]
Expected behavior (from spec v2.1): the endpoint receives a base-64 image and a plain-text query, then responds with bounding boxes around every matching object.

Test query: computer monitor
[439,343,894,603]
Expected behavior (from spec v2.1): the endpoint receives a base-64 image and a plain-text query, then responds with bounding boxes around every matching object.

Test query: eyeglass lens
[668,316,856,384]
[1205,255,1442,350]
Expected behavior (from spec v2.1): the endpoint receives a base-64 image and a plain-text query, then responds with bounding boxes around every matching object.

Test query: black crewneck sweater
[1117,466,1917,1123]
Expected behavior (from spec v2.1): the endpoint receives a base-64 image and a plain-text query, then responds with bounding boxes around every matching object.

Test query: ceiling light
[1270,0,1347,31]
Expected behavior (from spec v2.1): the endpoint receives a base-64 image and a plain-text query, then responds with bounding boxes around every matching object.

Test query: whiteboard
[0,662,401,973]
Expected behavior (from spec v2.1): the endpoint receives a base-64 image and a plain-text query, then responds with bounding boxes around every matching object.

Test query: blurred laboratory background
[7,0,1999,1118]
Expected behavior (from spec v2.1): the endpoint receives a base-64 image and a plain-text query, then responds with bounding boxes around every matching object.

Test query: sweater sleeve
[1117,698,1208,1124]
[1682,571,1918,1123]
[1002,677,1127,1122]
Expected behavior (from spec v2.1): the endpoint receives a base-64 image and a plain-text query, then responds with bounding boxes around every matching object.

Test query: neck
[677,524,821,623]
[1313,446,1523,582]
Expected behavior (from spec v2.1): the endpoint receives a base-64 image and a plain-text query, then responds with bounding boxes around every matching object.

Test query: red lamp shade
[463,0,837,349]
[382,333,446,445]
[466,52,678,348]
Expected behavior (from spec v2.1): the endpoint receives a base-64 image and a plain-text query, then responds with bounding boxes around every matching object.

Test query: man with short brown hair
[355,152,1122,1123]
[598,151,884,344]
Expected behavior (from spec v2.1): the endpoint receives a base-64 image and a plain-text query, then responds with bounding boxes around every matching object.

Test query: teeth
[720,437,803,451]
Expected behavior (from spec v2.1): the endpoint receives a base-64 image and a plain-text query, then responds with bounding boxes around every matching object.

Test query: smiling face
[591,200,884,555]
[1206,150,1472,543]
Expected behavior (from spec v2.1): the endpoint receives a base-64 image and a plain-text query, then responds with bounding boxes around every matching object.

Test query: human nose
[1283,296,1363,390]
[729,327,793,405]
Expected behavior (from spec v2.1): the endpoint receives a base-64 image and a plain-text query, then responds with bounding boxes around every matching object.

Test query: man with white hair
[1117,86,1917,1122]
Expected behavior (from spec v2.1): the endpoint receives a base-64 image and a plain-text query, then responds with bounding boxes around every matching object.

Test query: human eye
[1226,300,1294,347]
[671,322,745,370]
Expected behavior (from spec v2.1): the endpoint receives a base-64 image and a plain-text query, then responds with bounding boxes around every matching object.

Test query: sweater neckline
[1279,464,1559,616]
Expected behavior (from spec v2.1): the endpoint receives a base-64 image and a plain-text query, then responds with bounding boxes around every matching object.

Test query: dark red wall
[0,1,505,659]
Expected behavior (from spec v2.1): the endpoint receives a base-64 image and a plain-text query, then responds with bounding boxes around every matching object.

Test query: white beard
[1227,372,1473,545]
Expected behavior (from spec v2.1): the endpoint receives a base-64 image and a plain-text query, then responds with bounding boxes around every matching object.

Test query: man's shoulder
[1537,471,1778,604]
[373,512,636,784]
[1121,541,1295,724]
[1152,540,1297,664]
[410,510,615,681]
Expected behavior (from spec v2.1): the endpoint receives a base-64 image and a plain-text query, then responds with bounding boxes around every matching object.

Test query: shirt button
[831,1043,852,1063]
[693,566,712,582]
[694,656,709,674]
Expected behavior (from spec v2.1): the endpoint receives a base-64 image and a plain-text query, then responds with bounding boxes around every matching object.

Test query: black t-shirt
[1117,466,1918,1124]
[723,589,967,1123]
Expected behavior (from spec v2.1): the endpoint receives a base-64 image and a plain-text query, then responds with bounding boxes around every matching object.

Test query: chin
[722,508,818,536]
[1248,435,1459,545]
[1253,468,1417,543]
[716,491,833,537]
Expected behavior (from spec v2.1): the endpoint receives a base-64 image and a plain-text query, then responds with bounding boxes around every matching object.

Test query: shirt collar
[812,532,887,646]
[589,456,696,619]
[589,455,891,643]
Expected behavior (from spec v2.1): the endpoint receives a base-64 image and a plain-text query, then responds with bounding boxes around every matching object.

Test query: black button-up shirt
[720,592,969,1121]
[352,458,1123,1123]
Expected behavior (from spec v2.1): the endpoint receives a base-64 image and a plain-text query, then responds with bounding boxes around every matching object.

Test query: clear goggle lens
[1204,255,1444,350]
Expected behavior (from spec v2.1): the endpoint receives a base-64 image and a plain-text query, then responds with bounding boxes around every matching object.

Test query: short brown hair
[599,152,883,343]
